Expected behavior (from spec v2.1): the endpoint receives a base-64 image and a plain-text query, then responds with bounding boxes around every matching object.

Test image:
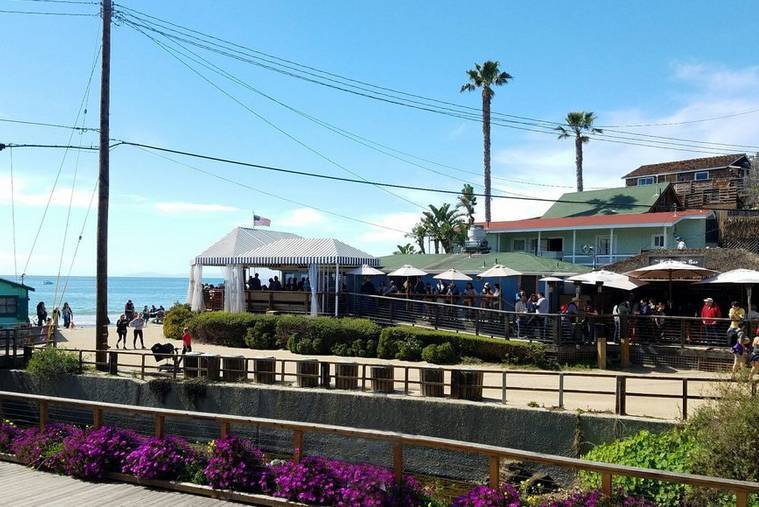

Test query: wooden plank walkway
[0,461,237,506]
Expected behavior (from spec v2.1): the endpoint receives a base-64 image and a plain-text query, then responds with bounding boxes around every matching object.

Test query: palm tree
[406,222,427,254]
[457,184,477,227]
[460,61,512,224]
[394,243,417,255]
[422,203,465,254]
[555,112,602,192]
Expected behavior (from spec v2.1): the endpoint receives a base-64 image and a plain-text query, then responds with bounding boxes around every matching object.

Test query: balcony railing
[673,177,743,207]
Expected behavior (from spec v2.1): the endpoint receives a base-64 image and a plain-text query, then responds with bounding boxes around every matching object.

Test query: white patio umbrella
[626,260,717,307]
[568,270,648,291]
[347,264,385,276]
[697,268,759,321]
[538,276,565,282]
[433,268,472,281]
[478,265,521,278]
[386,264,428,277]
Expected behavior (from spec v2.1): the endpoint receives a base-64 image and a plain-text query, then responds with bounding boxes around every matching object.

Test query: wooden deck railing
[33,347,754,420]
[0,390,757,505]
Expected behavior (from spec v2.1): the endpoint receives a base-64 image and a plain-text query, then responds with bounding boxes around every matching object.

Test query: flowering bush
[62,426,143,480]
[11,423,79,471]
[123,436,196,480]
[0,420,18,453]
[265,455,342,505]
[452,483,521,507]
[536,488,655,506]
[203,436,266,492]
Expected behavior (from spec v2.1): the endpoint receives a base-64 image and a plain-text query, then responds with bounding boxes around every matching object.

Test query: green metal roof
[377,252,590,276]
[541,183,670,219]
[0,277,34,292]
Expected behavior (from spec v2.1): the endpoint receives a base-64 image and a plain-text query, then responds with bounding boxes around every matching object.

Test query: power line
[9,0,96,4]
[596,108,759,128]
[0,117,98,132]
[0,8,95,15]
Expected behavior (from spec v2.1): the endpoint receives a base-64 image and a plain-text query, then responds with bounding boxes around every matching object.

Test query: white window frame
[512,238,526,252]
[694,171,710,181]
[652,233,665,249]
[637,176,655,185]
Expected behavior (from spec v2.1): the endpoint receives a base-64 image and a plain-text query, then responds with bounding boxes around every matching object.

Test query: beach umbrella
[433,268,472,281]
[568,270,648,292]
[478,265,521,278]
[697,268,759,321]
[538,276,565,282]
[626,260,717,307]
[386,264,428,277]
[347,264,385,276]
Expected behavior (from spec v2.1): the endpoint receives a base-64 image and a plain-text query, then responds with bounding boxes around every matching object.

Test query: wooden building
[0,277,34,327]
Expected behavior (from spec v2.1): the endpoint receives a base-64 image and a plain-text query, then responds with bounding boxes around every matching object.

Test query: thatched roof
[606,248,759,274]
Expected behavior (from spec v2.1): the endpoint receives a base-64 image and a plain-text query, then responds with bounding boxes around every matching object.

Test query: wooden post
[95,0,112,372]
[38,400,48,430]
[219,420,230,439]
[682,379,688,420]
[140,353,145,380]
[403,367,409,394]
[558,373,565,409]
[108,350,118,375]
[92,407,103,429]
[392,442,403,484]
[154,414,165,438]
[601,472,612,497]
[293,429,304,463]
[615,376,626,416]
[620,338,630,369]
[475,309,480,336]
[736,489,748,507]
[501,371,507,404]
[596,336,607,369]
[488,456,500,489]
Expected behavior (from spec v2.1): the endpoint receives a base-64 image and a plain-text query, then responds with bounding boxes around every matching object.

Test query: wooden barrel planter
[253,356,276,384]
[450,370,484,401]
[296,359,319,388]
[420,367,445,397]
[183,352,202,379]
[370,365,394,393]
[335,362,359,390]
[223,356,247,382]
[200,354,221,381]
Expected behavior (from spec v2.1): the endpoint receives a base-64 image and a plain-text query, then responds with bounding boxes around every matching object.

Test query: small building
[622,153,752,209]
[484,184,716,267]
[0,277,34,327]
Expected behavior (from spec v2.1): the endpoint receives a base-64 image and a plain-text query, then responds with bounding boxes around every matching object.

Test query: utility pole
[95,0,111,370]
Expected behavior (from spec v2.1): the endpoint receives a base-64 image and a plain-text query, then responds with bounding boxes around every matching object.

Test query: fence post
[504,313,510,340]
[293,429,304,463]
[601,472,613,497]
[404,367,409,394]
[434,304,439,330]
[615,376,626,416]
[682,379,688,420]
[140,354,145,380]
[558,373,565,409]
[475,309,480,336]
[553,315,561,346]
[361,364,367,391]
[501,371,507,404]
[488,456,500,489]
[219,420,230,439]
[393,442,403,485]
[39,400,48,430]
[108,351,118,375]
[154,414,165,438]
[92,407,103,428]
[23,345,32,367]
[736,489,748,507]
[78,350,83,372]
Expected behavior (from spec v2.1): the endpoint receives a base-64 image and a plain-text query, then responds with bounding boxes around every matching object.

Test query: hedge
[163,303,193,341]
[186,312,259,347]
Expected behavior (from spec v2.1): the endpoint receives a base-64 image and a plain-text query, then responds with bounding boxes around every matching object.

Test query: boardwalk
[0,461,235,506]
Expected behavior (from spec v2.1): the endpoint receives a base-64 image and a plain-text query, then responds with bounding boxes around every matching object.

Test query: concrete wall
[0,371,672,484]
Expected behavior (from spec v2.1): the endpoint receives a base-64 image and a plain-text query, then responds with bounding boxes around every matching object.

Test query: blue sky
[1,0,758,276]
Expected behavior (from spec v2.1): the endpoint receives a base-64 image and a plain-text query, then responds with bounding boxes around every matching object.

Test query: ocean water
[12,275,222,326]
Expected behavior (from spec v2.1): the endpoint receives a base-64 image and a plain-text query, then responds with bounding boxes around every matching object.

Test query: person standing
[116,314,129,349]
[142,305,150,326]
[130,313,146,349]
[727,301,745,346]
[125,299,135,321]
[749,336,759,380]
[181,326,192,355]
[61,302,73,329]
[731,332,750,379]
[514,293,529,338]
[36,302,47,327]
[612,299,631,343]
[700,298,721,343]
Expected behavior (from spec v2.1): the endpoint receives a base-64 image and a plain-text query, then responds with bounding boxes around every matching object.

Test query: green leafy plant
[421,342,460,364]
[163,303,193,340]
[187,312,259,347]
[244,316,279,349]
[26,347,81,381]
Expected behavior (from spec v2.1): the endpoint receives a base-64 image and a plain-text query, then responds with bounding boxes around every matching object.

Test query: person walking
[731,332,750,379]
[700,298,721,343]
[727,301,745,346]
[116,314,129,349]
[130,312,146,349]
[36,302,47,327]
[61,302,73,329]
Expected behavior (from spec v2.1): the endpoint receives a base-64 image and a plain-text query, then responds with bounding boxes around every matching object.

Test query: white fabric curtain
[224,265,245,313]
[189,263,205,312]
[308,263,319,316]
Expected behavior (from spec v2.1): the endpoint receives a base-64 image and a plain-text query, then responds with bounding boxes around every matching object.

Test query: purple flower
[537,489,656,507]
[0,420,18,453]
[10,423,78,471]
[61,426,143,480]
[123,435,196,480]
[452,483,521,507]
[204,436,266,492]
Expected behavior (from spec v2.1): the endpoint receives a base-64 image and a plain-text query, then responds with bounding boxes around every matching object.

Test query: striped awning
[194,227,301,266]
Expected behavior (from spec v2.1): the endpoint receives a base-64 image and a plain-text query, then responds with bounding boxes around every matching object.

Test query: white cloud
[278,208,326,227]
[153,201,242,214]
[358,211,419,244]
[0,174,97,209]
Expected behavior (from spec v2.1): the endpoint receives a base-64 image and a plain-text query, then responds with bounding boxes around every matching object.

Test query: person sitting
[727,301,745,346]
[463,282,476,306]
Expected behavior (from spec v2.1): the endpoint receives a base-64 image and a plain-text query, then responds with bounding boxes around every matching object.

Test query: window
[637,176,654,186]
[652,234,665,248]
[512,239,525,252]
[545,238,563,252]
[596,236,611,255]
[0,297,17,317]
[694,171,710,181]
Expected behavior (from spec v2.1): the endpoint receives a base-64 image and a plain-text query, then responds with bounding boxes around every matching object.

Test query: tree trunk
[433,239,440,254]
[575,134,584,192]
[482,89,492,224]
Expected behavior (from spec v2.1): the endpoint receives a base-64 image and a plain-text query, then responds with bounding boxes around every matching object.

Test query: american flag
[253,214,271,227]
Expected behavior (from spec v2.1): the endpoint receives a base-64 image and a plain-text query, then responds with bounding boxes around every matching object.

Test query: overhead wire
[0,116,97,132]
[125,20,426,211]
[115,5,759,154]
[8,147,18,281]
[0,8,95,15]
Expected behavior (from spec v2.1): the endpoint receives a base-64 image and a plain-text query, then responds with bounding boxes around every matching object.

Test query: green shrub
[579,429,696,507]
[279,316,380,356]
[186,312,258,347]
[27,347,81,381]
[377,326,549,366]
[163,303,193,340]
[421,342,459,364]
[244,316,279,349]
